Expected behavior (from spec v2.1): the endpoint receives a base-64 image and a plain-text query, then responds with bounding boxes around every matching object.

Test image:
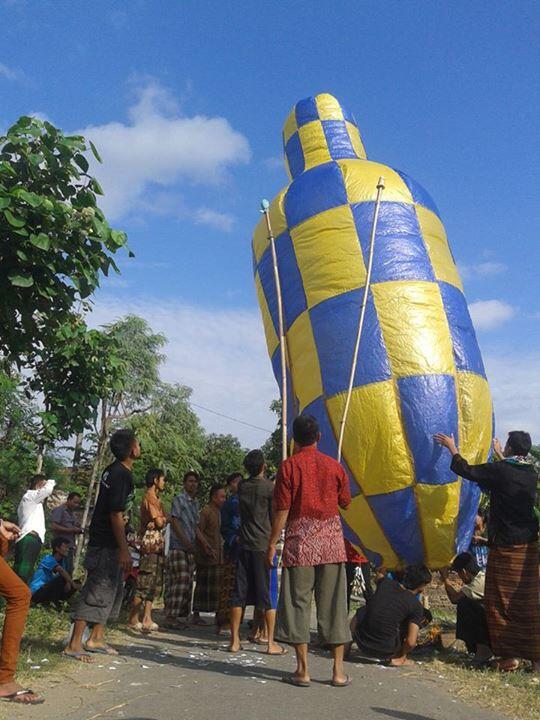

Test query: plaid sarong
[13,534,42,584]
[136,552,165,602]
[485,542,540,660]
[164,549,195,620]
[193,564,223,613]
[216,560,236,627]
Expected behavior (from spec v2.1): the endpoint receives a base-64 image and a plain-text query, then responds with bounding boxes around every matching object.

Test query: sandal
[62,650,94,663]
[84,644,119,656]
[281,674,310,688]
[1,689,44,705]
[331,674,352,688]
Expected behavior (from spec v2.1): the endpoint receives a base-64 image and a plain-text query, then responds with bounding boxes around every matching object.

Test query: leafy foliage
[261,399,283,474]
[0,116,129,365]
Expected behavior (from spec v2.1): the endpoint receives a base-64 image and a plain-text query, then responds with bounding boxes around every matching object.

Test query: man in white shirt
[13,475,55,584]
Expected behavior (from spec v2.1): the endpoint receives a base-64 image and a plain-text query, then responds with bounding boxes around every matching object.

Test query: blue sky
[2,0,539,445]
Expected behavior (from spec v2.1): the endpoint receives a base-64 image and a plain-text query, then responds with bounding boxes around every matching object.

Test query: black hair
[145,467,165,488]
[52,536,70,552]
[293,414,319,447]
[67,491,81,502]
[507,430,532,457]
[29,474,47,489]
[209,484,224,501]
[183,470,200,484]
[225,472,243,486]
[402,565,432,591]
[451,552,480,576]
[110,429,137,461]
[243,449,265,477]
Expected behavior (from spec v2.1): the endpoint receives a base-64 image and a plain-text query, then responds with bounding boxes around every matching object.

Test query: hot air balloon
[252,93,493,568]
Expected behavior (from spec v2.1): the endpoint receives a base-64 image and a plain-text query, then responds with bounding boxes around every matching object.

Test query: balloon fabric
[252,93,493,569]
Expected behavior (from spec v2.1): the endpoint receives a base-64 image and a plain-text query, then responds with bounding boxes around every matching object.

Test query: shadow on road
[372,709,438,720]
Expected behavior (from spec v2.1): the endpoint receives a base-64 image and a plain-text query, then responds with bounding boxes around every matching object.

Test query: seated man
[441,552,491,663]
[30,537,80,606]
[350,565,432,666]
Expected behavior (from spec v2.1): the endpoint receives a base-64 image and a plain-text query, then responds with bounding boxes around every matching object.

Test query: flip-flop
[62,651,94,663]
[281,675,310,688]
[267,646,288,656]
[331,675,352,688]
[225,646,245,653]
[84,644,119,656]
[0,689,45,705]
[247,636,268,645]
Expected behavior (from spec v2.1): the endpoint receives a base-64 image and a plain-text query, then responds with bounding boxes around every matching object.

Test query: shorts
[72,546,123,626]
[276,563,351,646]
[231,548,271,611]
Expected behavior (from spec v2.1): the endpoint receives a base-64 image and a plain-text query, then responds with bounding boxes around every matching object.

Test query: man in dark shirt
[350,565,432,665]
[228,450,284,656]
[64,429,139,662]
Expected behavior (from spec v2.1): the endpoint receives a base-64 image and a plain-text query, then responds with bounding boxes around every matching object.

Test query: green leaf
[90,178,104,195]
[16,249,28,261]
[89,140,102,163]
[74,154,89,173]
[3,209,25,227]
[29,233,51,250]
[12,188,42,208]
[0,196,10,210]
[8,273,34,287]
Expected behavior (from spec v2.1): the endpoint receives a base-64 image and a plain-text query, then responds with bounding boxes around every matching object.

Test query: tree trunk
[71,432,84,482]
[73,400,109,576]
[35,440,45,474]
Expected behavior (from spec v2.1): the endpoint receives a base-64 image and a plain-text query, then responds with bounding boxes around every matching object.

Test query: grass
[415,606,540,720]
[14,604,71,680]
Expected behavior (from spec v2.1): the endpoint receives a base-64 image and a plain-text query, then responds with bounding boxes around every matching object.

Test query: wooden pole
[261,199,288,461]
[337,177,385,462]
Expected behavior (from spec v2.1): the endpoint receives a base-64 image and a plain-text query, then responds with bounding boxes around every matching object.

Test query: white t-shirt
[461,571,486,601]
[16,480,56,543]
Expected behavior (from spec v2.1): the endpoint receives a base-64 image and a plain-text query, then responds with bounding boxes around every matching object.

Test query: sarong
[193,564,223,613]
[216,560,236,627]
[485,542,540,659]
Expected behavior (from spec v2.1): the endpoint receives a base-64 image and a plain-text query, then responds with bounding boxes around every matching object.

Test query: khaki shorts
[275,563,351,645]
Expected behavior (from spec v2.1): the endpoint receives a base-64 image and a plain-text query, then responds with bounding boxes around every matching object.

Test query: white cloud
[459,261,507,279]
[192,207,235,232]
[262,156,284,171]
[89,296,277,447]
[0,62,23,82]
[485,352,540,444]
[76,79,251,221]
[469,299,516,330]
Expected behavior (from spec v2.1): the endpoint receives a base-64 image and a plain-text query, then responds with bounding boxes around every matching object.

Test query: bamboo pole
[261,199,288,461]
[337,177,385,462]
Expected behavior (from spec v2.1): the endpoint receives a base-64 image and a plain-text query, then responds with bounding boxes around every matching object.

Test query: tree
[199,433,246,497]
[0,115,129,365]
[261,399,283,475]
[128,383,206,508]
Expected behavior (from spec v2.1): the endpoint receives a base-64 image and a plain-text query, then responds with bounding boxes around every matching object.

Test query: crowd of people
[0,419,538,704]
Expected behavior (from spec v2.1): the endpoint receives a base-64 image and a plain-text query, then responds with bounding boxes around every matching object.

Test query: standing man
[164,471,203,629]
[193,485,226,624]
[216,472,242,633]
[14,475,56,583]
[229,450,285,655]
[268,415,352,687]
[51,492,83,573]
[64,429,139,662]
[0,518,43,705]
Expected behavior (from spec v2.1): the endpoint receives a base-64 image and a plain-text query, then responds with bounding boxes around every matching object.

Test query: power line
[189,401,273,434]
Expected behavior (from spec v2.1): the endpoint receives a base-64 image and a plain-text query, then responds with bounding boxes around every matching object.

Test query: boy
[350,565,432,666]
[64,429,139,662]
[30,537,80,605]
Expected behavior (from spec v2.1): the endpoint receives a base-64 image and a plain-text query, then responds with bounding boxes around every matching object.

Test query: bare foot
[227,643,244,653]
[0,683,44,704]
[389,657,414,667]
[84,641,119,656]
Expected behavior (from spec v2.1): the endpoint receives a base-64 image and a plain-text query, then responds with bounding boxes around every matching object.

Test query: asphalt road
[7,623,509,720]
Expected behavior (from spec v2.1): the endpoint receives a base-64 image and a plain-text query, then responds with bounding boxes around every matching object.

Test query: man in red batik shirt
[267,414,352,688]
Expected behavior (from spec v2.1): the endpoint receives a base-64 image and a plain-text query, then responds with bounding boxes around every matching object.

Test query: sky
[1,0,539,447]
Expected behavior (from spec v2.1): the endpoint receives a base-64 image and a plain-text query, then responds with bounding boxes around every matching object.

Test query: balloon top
[282,93,367,180]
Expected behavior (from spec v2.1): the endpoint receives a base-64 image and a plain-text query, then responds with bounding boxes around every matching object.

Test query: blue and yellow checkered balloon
[253,93,493,568]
